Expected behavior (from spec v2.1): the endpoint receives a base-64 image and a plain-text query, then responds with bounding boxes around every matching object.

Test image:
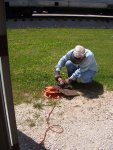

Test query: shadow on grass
[18,130,48,150]
[72,80,104,99]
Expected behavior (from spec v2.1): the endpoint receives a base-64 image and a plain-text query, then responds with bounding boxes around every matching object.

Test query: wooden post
[0,0,19,149]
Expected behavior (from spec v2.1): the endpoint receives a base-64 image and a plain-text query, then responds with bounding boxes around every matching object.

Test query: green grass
[7,28,113,104]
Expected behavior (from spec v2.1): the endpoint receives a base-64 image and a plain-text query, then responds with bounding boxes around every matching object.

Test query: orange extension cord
[40,86,64,144]
[43,86,63,99]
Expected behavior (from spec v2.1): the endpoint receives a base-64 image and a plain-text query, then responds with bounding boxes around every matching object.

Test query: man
[55,45,98,85]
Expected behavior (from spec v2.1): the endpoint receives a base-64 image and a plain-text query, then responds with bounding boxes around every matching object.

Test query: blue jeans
[65,60,96,83]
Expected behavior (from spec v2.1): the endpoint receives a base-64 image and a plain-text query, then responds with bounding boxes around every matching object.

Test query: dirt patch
[15,89,113,150]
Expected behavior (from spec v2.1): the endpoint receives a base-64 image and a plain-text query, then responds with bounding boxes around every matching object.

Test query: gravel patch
[15,90,113,150]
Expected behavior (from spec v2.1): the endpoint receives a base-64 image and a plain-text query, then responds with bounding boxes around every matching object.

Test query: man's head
[73,45,85,58]
[70,45,86,64]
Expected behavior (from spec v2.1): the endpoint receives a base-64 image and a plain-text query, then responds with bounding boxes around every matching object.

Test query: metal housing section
[5,0,113,8]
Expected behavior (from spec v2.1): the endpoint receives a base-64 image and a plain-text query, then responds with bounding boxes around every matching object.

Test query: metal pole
[0,0,19,149]
[0,75,11,150]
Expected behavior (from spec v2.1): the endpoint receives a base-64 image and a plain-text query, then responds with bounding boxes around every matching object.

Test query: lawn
[7,28,113,104]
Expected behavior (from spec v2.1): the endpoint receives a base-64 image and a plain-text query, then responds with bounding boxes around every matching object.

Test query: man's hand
[58,77,65,87]
[55,71,61,81]
[65,78,72,85]
[55,75,61,81]
[58,77,65,84]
